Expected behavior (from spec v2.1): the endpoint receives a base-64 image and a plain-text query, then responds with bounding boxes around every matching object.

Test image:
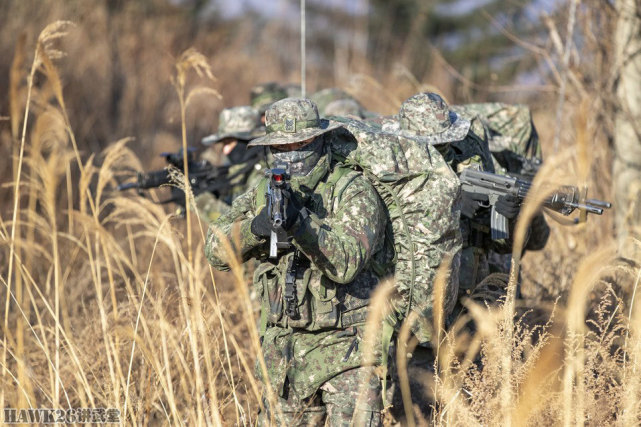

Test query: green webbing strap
[259,301,268,338]
[381,319,395,408]
[266,119,320,134]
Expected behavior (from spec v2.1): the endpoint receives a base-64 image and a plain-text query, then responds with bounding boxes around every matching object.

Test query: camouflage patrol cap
[201,106,264,146]
[247,98,342,146]
[250,82,288,115]
[399,92,470,144]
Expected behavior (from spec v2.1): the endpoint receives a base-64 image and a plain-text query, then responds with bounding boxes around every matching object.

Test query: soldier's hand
[281,188,303,233]
[461,191,489,219]
[250,208,272,238]
[495,194,520,219]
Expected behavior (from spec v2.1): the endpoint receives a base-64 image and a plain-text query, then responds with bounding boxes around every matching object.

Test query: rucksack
[453,102,541,159]
[329,118,463,344]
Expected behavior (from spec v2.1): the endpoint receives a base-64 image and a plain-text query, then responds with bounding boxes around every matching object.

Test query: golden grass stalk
[171,47,221,425]
[352,279,395,426]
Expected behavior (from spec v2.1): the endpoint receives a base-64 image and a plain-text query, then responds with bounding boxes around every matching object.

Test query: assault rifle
[460,168,611,240]
[264,163,291,258]
[117,148,231,211]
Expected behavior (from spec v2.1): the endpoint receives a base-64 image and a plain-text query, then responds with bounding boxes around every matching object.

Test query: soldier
[205,98,388,425]
[195,106,267,222]
[250,82,289,124]
[391,92,515,298]
[310,87,367,119]
[452,102,550,258]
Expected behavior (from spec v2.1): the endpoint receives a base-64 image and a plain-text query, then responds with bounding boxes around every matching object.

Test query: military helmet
[324,99,364,118]
[399,92,470,144]
[283,83,302,98]
[247,98,342,146]
[250,82,288,115]
[201,106,264,146]
[310,88,356,115]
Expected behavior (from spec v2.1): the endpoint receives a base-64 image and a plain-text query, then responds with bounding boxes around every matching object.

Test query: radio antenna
[300,0,306,98]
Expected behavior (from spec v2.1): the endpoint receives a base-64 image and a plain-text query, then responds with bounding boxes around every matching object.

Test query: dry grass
[0,2,640,426]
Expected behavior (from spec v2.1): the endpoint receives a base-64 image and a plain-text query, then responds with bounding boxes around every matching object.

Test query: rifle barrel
[586,199,611,209]
[117,182,139,191]
[568,201,603,215]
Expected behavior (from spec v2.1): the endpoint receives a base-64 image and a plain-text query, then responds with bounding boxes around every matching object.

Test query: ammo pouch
[254,252,368,331]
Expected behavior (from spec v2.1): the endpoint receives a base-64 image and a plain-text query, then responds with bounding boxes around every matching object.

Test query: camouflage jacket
[205,146,387,398]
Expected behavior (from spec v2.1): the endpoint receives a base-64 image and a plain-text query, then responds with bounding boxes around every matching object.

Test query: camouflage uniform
[195,106,267,223]
[205,98,387,425]
[250,82,289,116]
[396,93,499,296]
[452,103,550,280]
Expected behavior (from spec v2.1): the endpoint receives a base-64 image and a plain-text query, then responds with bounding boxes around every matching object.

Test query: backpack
[329,118,463,344]
[453,103,540,155]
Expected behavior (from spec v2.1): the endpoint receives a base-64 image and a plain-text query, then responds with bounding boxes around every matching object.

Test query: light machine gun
[460,168,611,240]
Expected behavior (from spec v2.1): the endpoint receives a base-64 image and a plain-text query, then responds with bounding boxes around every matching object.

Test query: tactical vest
[253,164,377,332]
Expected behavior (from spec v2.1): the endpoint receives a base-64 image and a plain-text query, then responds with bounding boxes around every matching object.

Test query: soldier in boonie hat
[248,98,343,176]
[202,106,264,146]
[398,92,471,145]
[196,106,267,222]
[248,98,342,147]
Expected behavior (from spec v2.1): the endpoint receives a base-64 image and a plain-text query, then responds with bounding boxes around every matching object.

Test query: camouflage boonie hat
[250,82,288,115]
[399,92,470,144]
[324,99,364,118]
[310,88,356,114]
[201,106,263,146]
[248,98,343,146]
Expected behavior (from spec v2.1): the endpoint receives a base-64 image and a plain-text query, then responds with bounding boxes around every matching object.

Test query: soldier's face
[271,137,316,152]
[222,140,238,156]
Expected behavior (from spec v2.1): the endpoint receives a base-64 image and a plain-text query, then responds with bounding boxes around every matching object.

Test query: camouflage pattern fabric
[395,93,500,296]
[258,365,382,426]
[452,102,541,158]
[453,102,550,287]
[201,106,263,145]
[330,117,462,343]
[250,82,288,115]
[398,93,471,144]
[310,88,358,114]
[193,157,266,223]
[325,99,364,119]
[248,98,343,146]
[205,108,387,404]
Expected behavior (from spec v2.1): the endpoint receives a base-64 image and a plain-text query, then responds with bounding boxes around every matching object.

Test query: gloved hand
[461,191,489,219]
[281,188,304,233]
[495,194,520,219]
[250,207,272,238]
[249,189,305,239]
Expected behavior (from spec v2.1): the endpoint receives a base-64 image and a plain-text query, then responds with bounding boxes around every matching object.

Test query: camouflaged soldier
[195,106,267,222]
[451,103,550,289]
[311,87,367,119]
[250,82,289,124]
[395,92,522,299]
[205,98,387,425]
